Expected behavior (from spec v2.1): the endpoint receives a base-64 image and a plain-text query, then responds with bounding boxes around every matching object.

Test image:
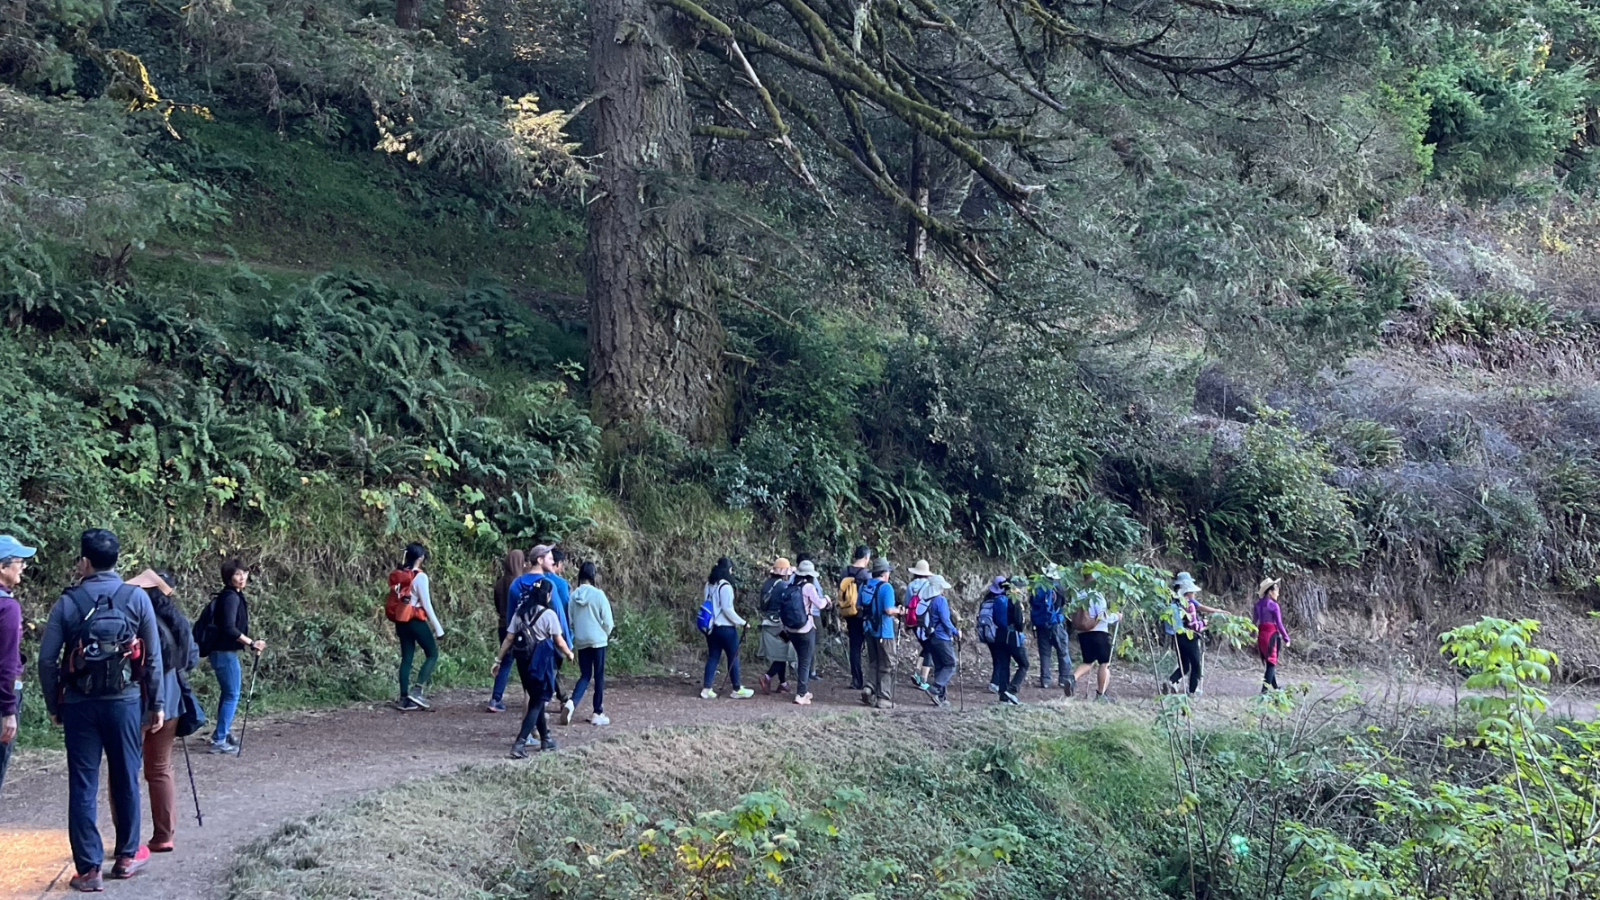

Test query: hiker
[700,557,754,699]
[838,545,872,691]
[198,558,264,754]
[569,561,615,724]
[486,548,526,712]
[905,560,934,691]
[37,529,164,890]
[390,543,444,711]
[784,560,830,705]
[919,574,960,707]
[0,535,35,797]
[126,569,198,853]
[1068,572,1121,702]
[794,552,821,680]
[1163,572,1229,695]
[1253,578,1290,691]
[547,548,579,724]
[1030,570,1071,691]
[490,578,573,756]
[978,576,1028,704]
[757,558,798,694]
[859,558,900,709]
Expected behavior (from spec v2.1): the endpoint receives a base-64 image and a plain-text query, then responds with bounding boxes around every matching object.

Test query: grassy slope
[229,708,1182,900]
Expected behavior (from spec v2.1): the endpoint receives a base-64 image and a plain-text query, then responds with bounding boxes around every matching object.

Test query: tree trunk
[586,0,724,442]
[906,131,929,274]
[395,0,420,28]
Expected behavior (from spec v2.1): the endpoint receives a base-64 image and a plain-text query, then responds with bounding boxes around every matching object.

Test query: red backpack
[904,590,924,629]
[384,569,421,623]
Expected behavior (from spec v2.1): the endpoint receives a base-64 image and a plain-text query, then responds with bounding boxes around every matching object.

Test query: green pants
[396,618,438,696]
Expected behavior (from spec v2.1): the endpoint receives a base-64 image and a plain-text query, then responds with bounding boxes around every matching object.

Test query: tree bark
[395,0,420,28]
[586,0,725,442]
[906,131,929,274]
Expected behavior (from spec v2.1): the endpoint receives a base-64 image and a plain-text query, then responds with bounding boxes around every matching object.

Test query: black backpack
[151,595,195,675]
[779,582,809,631]
[62,584,143,697]
[192,594,219,654]
[510,581,553,663]
[760,577,787,619]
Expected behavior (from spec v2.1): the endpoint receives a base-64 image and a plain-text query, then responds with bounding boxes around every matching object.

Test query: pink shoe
[759,674,772,694]
[777,681,789,694]
[111,846,149,879]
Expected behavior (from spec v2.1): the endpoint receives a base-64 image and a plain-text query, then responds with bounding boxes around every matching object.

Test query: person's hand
[50,714,61,727]
[147,711,165,734]
[1,714,16,744]
[252,639,266,653]
[490,660,502,676]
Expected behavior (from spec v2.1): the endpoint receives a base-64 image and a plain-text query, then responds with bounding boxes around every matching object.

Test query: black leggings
[517,667,551,743]
[1169,634,1203,693]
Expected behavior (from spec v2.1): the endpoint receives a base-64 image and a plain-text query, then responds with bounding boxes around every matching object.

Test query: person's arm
[490,627,517,674]
[882,584,902,617]
[215,591,253,650]
[1196,602,1229,615]
[1272,601,1290,643]
[599,590,615,637]
[415,573,444,637]
[0,599,21,740]
[134,590,165,728]
[554,631,575,661]
[37,597,68,723]
[718,583,746,627]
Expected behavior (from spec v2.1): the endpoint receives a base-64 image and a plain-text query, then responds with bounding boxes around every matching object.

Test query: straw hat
[1258,577,1280,595]
[908,559,933,577]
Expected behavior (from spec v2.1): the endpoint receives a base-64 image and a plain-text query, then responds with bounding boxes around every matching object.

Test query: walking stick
[236,650,261,756]
[955,638,965,713]
[179,735,204,826]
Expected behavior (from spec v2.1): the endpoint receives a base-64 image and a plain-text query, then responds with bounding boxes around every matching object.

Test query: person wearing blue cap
[0,534,36,797]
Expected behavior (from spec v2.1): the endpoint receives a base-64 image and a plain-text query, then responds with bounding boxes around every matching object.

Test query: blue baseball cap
[0,536,36,559]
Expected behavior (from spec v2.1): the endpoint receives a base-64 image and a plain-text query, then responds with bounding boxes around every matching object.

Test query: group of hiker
[0,527,1297,890]
[0,529,267,892]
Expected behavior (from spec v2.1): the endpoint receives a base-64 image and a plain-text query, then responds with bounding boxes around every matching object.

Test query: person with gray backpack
[37,529,165,890]
[782,561,830,705]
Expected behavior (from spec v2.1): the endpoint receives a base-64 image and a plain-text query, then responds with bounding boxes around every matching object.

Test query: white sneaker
[730,687,755,699]
[560,699,575,725]
[591,713,611,726]
[700,688,718,699]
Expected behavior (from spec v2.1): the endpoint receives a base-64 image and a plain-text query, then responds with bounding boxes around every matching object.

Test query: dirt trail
[3,656,1596,900]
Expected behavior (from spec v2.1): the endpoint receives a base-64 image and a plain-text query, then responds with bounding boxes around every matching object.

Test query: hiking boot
[794,693,812,705]
[759,673,772,694]
[208,740,239,755]
[486,699,506,713]
[699,688,718,699]
[932,693,949,708]
[539,738,558,752]
[1001,691,1021,706]
[69,867,103,893]
[559,699,575,726]
[1095,692,1115,703]
[591,713,611,726]
[407,687,431,710]
[1063,678,1076,699]
[911,673,927,689]
[986,683,1000,694]
[874,699,895,710]
[730,687,755,699]
[393,696,421,712]
[509,740,529,759]
[111,846,149,879]
[776,681,789,694]
[860,688,875,706]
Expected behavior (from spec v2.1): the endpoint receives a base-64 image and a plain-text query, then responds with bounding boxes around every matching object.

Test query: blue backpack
[976,595,1000,645]
[860,579,886,634]
[1029,585,1059,628]
[697,581,726,635]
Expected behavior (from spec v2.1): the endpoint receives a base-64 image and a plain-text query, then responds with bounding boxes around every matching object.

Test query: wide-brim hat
[986,575,1009,594]
[870,557,894,575]
[924,574,950,596]
[1258,577,1280,595]
[795,560,819,578]
[1173,572,1202,595]
[908,559,933,577]
[771,557,792,574]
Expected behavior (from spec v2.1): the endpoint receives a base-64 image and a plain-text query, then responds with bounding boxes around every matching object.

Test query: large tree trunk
[395,0,420,28]
[585,0,724,442]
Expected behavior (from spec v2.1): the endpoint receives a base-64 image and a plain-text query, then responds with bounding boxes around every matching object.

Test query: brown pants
[143,717,178,847]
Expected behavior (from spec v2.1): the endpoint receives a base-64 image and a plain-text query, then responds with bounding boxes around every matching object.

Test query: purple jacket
[0,584,21,717]
[1252,596,1288,640]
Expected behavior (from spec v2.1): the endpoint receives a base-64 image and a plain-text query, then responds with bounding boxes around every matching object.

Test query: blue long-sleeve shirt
[925,594,957,642]
[508,572,574,646]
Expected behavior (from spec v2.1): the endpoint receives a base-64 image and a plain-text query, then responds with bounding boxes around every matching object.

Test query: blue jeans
[702,625,743,691]
[62,697,143,873]
[573,647,606,714]
[210,650,241,744]
[491,630,514,702]
[0,732,11,796]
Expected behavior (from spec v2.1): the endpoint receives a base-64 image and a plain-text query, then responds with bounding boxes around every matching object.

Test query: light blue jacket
[569,584,614,650]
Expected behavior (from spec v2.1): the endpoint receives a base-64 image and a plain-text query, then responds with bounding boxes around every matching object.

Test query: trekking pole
[236,650,262,756]
[179,735,204,827]
[956,638,965,713]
